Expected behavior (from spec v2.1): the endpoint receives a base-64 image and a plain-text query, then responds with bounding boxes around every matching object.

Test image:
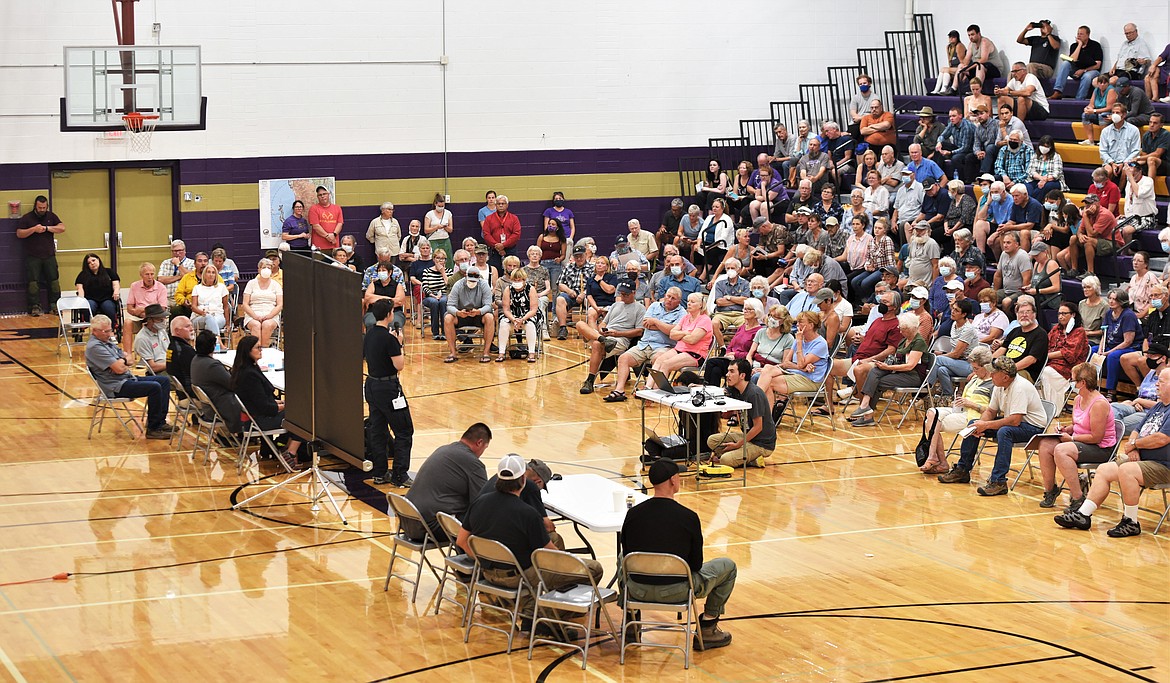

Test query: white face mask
[1038,145,1051,155]
[939,267,952,277]
[946,293,956,302]
[726,269,737,280]
[466,279,478,289]
[670,266,682,277]
[1111,113,1123,124]
[990,193,1002,202]
[378,272,390,282]
[965,270,978,280]
[767,318,780,329]
[342,244,353,253]
[459,261,470,272]
[511,281,524,290]
[259,268,272,279]
[1065,318,1075,334]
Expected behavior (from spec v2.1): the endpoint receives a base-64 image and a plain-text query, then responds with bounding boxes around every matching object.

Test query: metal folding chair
[189,385,241,465]
[779,336,845,433]
[464,536,534,653]
[1004,400,1059,489]
[619,552,703,669]
[1149,484,1169,535]
[433,512,475,623]
[875,356,940,429]
[527,548,619,670]
[383,493,443,603]
[57,295,92,358]
[84,367,146,439]
[234,396,292,475]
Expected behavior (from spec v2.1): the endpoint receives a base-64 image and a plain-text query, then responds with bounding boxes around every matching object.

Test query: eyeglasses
[1058,311,1072,316]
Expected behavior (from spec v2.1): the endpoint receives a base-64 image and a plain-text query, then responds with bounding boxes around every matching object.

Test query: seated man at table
[189,329,241,434]
[166,315,197,399]
[603,286,684,403]
[134,303,170,376]
[85,314,172,439]
[1056,366,1170,538]
[706,359,776,468]
[443,265,495,363]
[457,454,603,612]
[579,280,645,395]
[621,459,737,650]
[402,422,491,540]
[478,457,562,549]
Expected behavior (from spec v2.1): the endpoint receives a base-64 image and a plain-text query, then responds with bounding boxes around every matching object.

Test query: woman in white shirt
[191,265,229,336]
[861,169,890,217]
[423,193,453,265]
[242,258,284,348]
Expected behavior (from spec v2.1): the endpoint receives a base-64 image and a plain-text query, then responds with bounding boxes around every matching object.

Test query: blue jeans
[422,296,447,336]
[1104,346,1140,390]
[88,298,118,319]
[850,269,883,300]
[931,355,971,396]
[1052,61,1099,100]
[541,260,563,293]
[957,421,1044,483]
[115,374,172,430]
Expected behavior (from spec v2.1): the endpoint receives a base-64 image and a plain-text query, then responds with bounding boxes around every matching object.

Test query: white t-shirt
[834,298,854,322]
[989,374,1048,428]
[192,282,228,317]
[425,209,452,241]
[1006,73,1049,112]
[245,278,283,319]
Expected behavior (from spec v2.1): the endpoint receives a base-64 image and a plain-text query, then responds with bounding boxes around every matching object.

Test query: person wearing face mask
[961,258,991,300]
[242,258,284,349]
[710,258,751,349]
[166,315,197,400]
[929,256,961,323]
[972,176,1006,254]
[994,131,1033,189]
[905,285,934,340]
[338,234,362,272]
[443,265,496,363]
[972,287,1008,345]
[609,233,649,273]
[363,262,407,332]
[1037,189,1075,258]
[1085,166,1121,216]
[134,304,171,376]
[1112,342,1170,436]
[496,268,541,363]
[1159,228,1170,283]
[1026,135,1067,201]
[543,191,576,242]
[578,281,646,393]
[847,74,877,139]
[1098,289,1146,401]
[1038,303,1090,407]
[936,278,967,336]
[1059,193,1118,279]
[891,170,924,237]
[1098,103,1141,189]
[831,290,903,402]
[1120,286,1170,389]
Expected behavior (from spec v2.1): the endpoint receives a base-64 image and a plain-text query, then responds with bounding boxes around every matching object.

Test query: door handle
[117,232,123,248]
[103,233,110,249]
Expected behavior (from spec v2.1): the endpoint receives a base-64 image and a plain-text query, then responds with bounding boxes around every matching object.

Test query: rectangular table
[542,473,650,585]
[213,347,285,391]
[635,387,753,488]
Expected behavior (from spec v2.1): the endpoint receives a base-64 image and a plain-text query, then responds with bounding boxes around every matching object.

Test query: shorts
[604,337,632,357]
[1072,441,1114,464]
[781,373,821,392]
[1024,103,1049,121]
[1094,239,1116,256]
[1138,460,1170,486]
[454,313,486,328]
[935,406,974,433]
[625,344,664,366]
[712,310,744,330]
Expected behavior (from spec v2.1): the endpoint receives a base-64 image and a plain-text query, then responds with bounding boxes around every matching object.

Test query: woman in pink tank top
[1036,362,1118,511]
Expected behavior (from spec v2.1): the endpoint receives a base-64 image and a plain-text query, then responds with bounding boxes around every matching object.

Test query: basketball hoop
[121,112,160,153]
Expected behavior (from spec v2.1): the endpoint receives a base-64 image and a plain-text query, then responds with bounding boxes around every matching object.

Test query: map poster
[258,177,337,250]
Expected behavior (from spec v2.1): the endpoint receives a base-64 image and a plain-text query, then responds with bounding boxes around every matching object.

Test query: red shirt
[1082,207,1120,244]
[308,202,345,249]
[481,210,522,250]
[1087,181,1120,212]
[855,314,904,360]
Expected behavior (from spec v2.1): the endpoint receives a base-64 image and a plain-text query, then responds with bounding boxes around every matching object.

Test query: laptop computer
[649,369,690,394]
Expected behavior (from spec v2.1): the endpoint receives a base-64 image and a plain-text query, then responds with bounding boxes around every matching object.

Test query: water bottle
[214,337,222,354]
[625,494,635,510]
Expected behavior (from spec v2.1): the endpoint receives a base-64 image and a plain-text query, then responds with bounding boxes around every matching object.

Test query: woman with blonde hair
[1035,362,1118,510]
[652,292,713,374]
[757,309,829,420]
[918,346,994,473]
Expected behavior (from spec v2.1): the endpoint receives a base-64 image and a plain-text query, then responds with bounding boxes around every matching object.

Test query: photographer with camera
[1016,20,1061,80]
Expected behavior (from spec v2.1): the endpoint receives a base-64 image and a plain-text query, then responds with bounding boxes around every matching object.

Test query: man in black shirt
[15,195,67,317]
[621,459,736,650]
[478,457,562,548]
[656,199,685,261]
[363,299,414,487]
[1051,25,1104,100]
[166,315,197,399]
[1015,20,1060,79]
[707,359,777,468]
[994,295,1048,382]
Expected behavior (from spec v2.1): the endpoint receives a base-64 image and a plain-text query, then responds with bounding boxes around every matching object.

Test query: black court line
[405,358,587,399]
[0,345,76,400]
[368,650,511,682]
[868,654,1077,681]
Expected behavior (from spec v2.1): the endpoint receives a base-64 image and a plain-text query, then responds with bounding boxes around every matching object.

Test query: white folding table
[635,388,753,488]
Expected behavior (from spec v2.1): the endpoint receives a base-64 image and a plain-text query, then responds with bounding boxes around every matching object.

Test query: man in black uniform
[478,457,562,548]
[363,299,414,487]
[15,195,66,317]
[621,459,737,651]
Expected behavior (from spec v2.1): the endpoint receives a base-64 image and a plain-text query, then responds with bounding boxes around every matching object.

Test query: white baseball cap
[497,454,526,481]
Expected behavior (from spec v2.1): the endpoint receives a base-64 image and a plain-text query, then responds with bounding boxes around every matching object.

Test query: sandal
[812,407,831,417]
[527,354,537,363]
[479,355,492,363]
[495,355,506,363]
[603,390,628,403]
[443,355,458,363]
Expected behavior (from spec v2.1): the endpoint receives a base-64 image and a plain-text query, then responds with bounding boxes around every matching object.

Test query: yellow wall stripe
[0,190,50,214]
[178,171,682,213]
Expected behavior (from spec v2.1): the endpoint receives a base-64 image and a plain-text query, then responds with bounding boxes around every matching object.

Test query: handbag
[914,408,939,467]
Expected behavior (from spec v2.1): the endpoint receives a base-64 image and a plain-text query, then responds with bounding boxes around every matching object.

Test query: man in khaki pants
[706,359,776,468]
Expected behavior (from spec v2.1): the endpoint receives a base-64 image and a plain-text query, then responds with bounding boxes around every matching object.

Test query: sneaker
[372,474,392,485]
[748,455,767,468]
[1039,486,1061,508]
[977,480,1008,496]
[694,619,732,651]
[1065,495,1086,514]
[390,474,414,488]
[557,327,568,341]
[1054,509,1092,530]
[1160,95,1170,103]
[276,451,299,472]
[156,421,174,432]
[1078,139,1095,146]
[145,428,172,440]
[849,405,873,418]
[580,377,595,394]
[434,333,446,341]
[30,305,42,317]
[601,336,618,353]
[937,467,970,484]
[1106,517,1142,538]
[850,415,876,427]
[836,386,854,400]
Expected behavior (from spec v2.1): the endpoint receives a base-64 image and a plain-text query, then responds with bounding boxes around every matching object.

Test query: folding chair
[1075,418,1125,492]
[1005,400,1059,489]
[619,552,703,669]
[875,356,941,429]
[234,396,292,475]
[527,548,619,670]
[57,295,92,358]
[190,385,241,465]
[1150,484,1169,535]
[504,309,545,359]
[84,367,146,439]
[383,493,443,603]
[776,336,843,434]
[433,512,476,623]
[463,536,535,654]
[169,385,196,448]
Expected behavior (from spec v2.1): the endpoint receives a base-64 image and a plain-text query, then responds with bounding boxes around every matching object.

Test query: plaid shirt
[994,145,1033,184]
[825,228,848,259]
[972,118,998,154]
[1027,153,1068,191]
[159,257,194,303]
[865,235,896,271]
[939,119,975,154]
[558,260,595,295]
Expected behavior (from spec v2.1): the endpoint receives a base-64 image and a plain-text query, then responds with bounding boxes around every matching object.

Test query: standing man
[622,459,737,651]
[403,423,491,540]
[1051,25,1103,100]
[706,359,776,468]
[85,314,172,439]
[481,194,521,275]
[1015,20,1060,80]
[158,240,194,309]
[364,299,415,487]
[308,185,344,251]
[846,74,877,141]
[15,195,66,317]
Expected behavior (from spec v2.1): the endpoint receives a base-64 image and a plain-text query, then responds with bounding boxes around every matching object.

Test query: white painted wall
[0,0,909,164]
[918,0,1169,79]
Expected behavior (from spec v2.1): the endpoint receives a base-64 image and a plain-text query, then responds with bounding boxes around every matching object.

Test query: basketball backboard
[62,45,205,131]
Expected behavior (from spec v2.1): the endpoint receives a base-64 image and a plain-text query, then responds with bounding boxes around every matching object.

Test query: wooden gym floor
[0,315,1167,682]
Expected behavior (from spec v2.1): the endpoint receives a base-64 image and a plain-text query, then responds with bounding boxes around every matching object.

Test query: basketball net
[122,112,160,153]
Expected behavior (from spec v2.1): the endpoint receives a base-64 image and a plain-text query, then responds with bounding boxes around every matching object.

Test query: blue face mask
[671,266,682,277]
[1043,202,1057,211]
[908,299,921,310]
[859,84,871,93]
[1154,299,1165,309]
[980,302,991,314]
[946,293,956,302]
[752,288,765,298]
[939,267,952,277]
[1161,242,1170,253]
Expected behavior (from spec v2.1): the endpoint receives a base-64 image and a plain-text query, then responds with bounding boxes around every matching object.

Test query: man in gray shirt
[402,422,492,540]
[711,258,751,348]
[85,314,172,438]
[993,232,1032,306]
[579,281,646,394]
[443,265,495,362]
